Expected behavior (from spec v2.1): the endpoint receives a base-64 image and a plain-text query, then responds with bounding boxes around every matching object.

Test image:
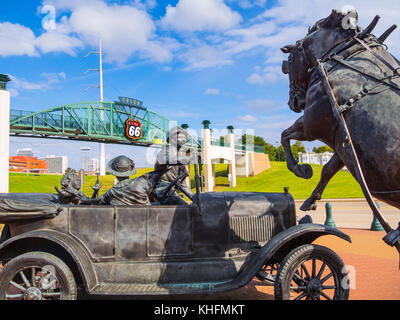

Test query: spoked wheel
[256,263,280,286]
[274,244,349,300]
[0,252,77,300]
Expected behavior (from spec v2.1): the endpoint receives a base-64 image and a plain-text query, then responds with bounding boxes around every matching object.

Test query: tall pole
[99,39,106,176]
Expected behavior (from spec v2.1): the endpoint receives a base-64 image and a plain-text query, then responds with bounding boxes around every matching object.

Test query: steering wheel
[162,171,193,201]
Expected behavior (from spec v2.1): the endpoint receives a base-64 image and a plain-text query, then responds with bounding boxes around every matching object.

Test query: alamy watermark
[41,5,56,31]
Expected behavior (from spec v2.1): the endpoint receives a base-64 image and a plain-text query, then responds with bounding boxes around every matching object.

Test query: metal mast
[84,39,106,176]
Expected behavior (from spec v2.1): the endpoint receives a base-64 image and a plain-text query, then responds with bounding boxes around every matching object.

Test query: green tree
[264,142,277,161]
[313,145,334,153]
[275,141,305,162]
[241,134,266,146]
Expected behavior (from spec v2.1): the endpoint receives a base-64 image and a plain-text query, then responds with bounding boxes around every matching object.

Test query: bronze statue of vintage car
[0,163,351,300]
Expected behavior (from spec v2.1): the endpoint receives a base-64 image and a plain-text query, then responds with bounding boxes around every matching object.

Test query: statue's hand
[91,182,102,192]
[55,186,86,204]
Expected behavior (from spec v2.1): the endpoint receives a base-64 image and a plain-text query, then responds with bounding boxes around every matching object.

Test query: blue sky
[2,0,400,169]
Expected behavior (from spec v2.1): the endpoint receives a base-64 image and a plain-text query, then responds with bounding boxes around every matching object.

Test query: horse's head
[281,8,361,113]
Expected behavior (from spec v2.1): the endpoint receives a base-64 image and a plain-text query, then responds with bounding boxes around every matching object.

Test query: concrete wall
[253,152,270,176]
[0,90,9,193]
[235,152,270,177]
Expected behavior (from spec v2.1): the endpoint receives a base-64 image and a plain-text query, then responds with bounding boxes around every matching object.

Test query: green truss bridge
[9,98,265,154]
[10,99,201,149]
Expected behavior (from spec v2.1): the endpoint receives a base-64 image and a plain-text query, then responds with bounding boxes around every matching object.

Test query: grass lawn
[9,162,363,200]
[206,162,363,199]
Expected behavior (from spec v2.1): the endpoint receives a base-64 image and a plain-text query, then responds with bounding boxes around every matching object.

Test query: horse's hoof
[294,164,313,179]
[300,200,317,211]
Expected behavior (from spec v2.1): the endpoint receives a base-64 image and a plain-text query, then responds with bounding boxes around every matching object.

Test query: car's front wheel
[274,244,349,300]
[0,252,77,300]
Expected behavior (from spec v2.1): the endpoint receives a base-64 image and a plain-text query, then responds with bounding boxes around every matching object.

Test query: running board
[89,281,227,296]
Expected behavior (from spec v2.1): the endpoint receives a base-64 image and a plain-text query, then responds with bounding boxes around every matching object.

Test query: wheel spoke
[293,271,308,284]
[320,291,333,300]
[42,292,61,297]
[322,285,337,290]
[6,293,24,299]
[290,286,307,291]
[31,267,36,287]
[312,259,316,278]
[316,262,327,280]
[294,292,307,300]
[301,264,311,280]
[320,272,333,284]
[19,271,31,288]
[10,281,26,292]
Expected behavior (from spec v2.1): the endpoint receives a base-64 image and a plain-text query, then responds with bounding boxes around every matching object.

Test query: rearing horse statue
[280,8,400,217]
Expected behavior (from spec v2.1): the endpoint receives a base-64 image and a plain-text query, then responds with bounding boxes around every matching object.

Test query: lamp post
[275,141,280,162]
[202,120,211,129]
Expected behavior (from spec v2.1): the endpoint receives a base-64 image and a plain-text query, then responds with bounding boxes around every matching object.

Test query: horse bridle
[288,39,313,113]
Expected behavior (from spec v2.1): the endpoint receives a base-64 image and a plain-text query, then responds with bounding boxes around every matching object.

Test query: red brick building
[9,156,48,174]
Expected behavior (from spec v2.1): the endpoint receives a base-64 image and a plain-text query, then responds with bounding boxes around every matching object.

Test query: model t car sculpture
[0,159,351,300]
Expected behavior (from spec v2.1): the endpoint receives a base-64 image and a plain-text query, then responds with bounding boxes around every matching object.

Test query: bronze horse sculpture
[280,9,400,222]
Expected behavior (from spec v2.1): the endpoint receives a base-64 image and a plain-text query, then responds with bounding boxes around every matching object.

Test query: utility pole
[84,39,106,176]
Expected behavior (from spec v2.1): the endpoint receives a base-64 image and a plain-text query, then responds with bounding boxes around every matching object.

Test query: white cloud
[0,22,38,57]
[237,0,267,9]
[245,99,280,111]
[247,65,287,85]
[180,44,234,71]
[10,72,67,94]
[204,88,220,95]
[161,0,242,32]
[259,0,400,55]
[36,30,83,56]
[237,114,258,122]
[57,0,162,64]
[132,0,158,10]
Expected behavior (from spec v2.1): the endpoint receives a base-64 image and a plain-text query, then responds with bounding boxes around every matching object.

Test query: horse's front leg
[281,116,313,179]
[300,153,344,211]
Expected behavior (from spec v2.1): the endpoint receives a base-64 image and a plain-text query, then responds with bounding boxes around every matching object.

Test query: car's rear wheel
[0,252,77,300]
[256,263,279,286]
[274,244,349,300]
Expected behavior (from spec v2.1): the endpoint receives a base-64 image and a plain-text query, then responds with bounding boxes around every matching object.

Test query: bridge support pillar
[202,128,214,192]
[0,88,10,193]
[227,132,236,188]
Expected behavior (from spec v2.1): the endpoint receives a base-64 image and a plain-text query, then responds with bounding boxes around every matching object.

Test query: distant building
[17,148,34,157]
[87,158,99,174]
[45,155,68,174]
[9,156,48,173]
[298,152,334,166]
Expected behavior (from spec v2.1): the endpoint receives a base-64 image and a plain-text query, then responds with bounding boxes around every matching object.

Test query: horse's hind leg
[281,116,313,179]
[300,154,344,211]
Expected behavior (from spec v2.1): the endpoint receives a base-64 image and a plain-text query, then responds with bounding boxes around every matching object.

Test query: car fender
[0,230,97,292]
[214,224,351,292]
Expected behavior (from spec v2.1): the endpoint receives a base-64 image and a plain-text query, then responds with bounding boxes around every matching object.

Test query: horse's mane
[308,18,325,35]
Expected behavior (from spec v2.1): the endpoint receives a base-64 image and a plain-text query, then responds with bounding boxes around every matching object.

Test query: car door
[115,205,193,261]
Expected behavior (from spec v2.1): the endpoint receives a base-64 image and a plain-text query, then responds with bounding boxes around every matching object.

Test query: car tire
[274,244,349,300]
[0,251,77,300]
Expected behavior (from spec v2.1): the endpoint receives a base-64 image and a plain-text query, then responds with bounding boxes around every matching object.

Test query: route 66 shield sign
[125,119,142,141]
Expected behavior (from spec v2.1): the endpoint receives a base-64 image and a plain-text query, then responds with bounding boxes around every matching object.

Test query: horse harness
[309,35,400,253]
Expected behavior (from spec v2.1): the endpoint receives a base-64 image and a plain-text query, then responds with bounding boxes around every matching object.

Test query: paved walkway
[186,228,400,300]
[295,198,400,229]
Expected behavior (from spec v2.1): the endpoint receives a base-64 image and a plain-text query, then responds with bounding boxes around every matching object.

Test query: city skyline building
[16,148,34,157]
[87,158,99,174]
[45,155,68,174]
